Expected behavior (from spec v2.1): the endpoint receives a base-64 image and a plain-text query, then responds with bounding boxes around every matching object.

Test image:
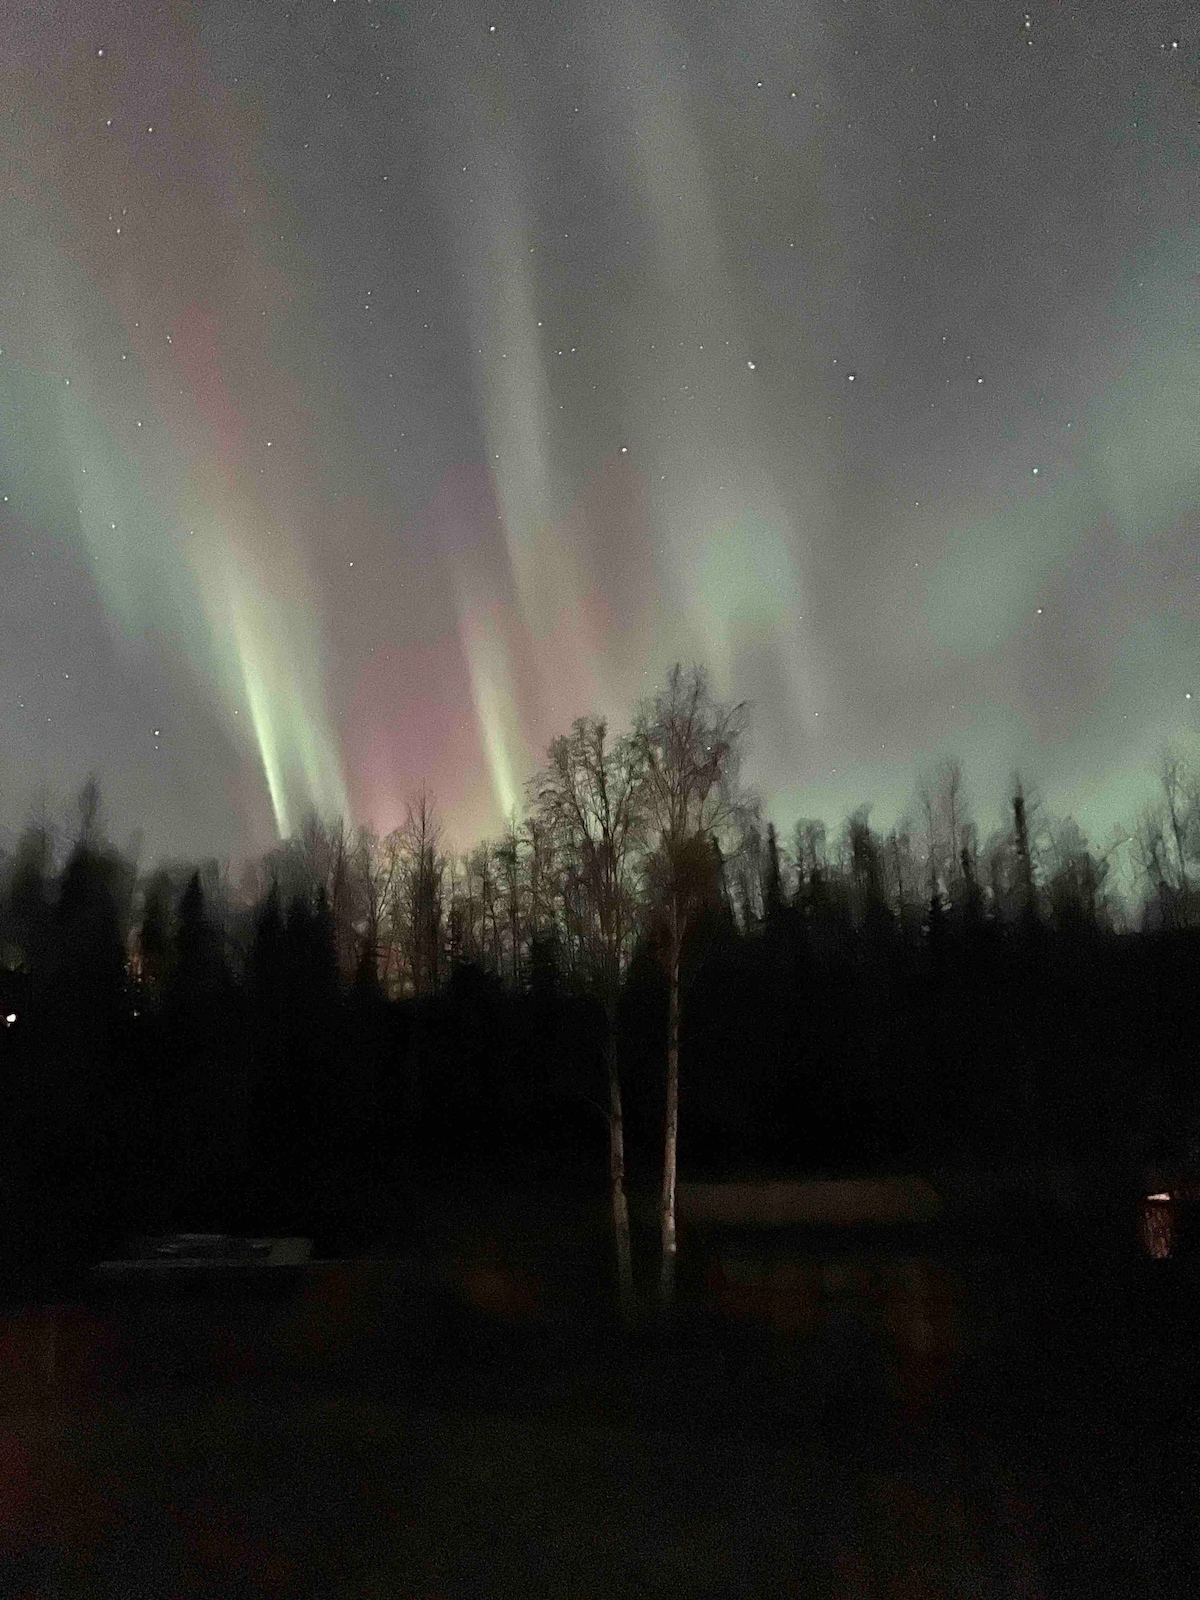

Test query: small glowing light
[746,359,756,370]
[4,1013,15,1025]
[1147,1193,1171,1202]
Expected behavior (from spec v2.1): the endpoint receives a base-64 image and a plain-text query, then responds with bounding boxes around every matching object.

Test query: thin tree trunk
[660,905,681,1312]
[605,1004,635,1326]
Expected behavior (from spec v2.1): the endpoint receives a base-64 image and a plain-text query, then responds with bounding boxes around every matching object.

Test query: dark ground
[1,1181,1197,1598]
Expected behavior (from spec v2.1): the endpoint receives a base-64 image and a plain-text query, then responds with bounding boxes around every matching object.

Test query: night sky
[2,1,1197,869]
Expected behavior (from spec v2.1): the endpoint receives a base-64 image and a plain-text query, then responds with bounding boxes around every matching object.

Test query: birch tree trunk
[605,1004,635,1326]
[659,904,681,1311]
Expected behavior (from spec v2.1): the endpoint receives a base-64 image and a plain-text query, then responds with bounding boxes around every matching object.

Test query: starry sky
[2,0,1197,869]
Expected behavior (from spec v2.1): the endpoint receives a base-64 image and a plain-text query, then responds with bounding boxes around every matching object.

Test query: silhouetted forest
[2,669,1198,1296]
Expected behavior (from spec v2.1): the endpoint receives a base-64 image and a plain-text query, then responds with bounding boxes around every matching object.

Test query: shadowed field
[0,1383,1054,1598]
[2,1171,1197,1597]
[1,1253,1195,1599]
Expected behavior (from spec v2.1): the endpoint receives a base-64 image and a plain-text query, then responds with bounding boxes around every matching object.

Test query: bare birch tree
[534,716,646,1324]
[632,664,751,1312]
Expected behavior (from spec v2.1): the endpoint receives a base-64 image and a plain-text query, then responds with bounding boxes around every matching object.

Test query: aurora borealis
[2,1,1197,865]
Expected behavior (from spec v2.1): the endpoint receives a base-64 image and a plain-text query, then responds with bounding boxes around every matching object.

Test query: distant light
[746,360,756,370]
[4,1013,15,1025]
[1147,1193,1171,1202]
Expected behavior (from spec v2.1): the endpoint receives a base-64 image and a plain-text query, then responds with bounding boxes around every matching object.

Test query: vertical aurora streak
[1,12,349,846]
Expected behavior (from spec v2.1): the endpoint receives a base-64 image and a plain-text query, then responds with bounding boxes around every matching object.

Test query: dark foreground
[1,1218,1197,1597]
[0,1383,1060,1599]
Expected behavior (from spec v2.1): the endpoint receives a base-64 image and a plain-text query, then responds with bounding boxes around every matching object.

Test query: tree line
[1,666,1198,1318]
